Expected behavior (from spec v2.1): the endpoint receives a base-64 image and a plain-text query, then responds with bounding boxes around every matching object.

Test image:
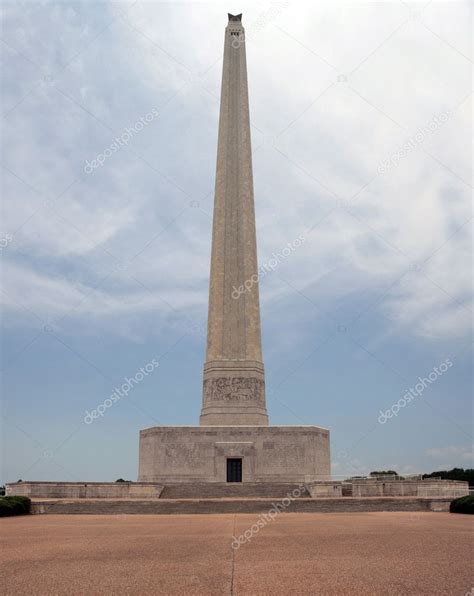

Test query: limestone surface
[201,14,267,426]
[138,425,330,483]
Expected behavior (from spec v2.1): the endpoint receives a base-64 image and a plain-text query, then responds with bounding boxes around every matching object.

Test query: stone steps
[31,497,452,515]
[159,482,310,499]
[342,483,353,496]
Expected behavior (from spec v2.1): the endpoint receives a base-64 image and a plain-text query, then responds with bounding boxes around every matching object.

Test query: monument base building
[138,426,330,484]
[137,14,330,485]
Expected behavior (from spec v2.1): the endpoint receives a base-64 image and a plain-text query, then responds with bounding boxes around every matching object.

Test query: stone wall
[29,497,454,515]
[138,425,330,483]
[351,479,468,498]
[307,481,342,497]
[6,482,163,499]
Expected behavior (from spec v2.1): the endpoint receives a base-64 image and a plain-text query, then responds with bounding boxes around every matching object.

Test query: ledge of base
[29,496,455,515]
[140,424,330,436]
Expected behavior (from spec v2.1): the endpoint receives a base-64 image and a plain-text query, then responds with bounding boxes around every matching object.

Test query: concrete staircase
[342,483,353,497]
[159,482,310,499]
[31,496,452,515]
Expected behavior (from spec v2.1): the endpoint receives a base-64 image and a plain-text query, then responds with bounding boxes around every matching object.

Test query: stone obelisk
[200,14,268,426]
[138,14,329,483]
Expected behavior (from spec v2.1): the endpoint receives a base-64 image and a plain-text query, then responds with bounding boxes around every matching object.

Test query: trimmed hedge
[0,496,31,517]
[450,495,474,514]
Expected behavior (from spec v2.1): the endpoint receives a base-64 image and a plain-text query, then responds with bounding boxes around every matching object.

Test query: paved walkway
[2,512,472,594]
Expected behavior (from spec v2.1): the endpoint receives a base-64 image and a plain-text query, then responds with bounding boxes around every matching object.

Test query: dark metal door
[226,458,242,482]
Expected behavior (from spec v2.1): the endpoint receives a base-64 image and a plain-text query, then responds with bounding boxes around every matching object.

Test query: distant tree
[423,468,474,487]
[0,486,5,496]
[370,470,399,477]
[115,478,130,483]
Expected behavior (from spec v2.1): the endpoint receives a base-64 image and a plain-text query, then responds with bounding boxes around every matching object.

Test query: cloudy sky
[1,0,472,483]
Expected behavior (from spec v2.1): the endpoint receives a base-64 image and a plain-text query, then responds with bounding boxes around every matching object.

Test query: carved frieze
[204,377,264,403]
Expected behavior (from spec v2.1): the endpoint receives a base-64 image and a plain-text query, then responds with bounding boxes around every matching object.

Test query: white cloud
[1,0,471,344]
[425,445,473,465]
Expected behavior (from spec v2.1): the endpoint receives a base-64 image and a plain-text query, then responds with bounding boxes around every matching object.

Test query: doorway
[226,458,242,482]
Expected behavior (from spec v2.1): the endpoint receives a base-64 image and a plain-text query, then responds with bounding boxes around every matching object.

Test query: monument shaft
[200,14,268,425]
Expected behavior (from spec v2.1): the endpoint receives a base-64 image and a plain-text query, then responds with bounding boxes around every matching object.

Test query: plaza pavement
[2,512,472,594]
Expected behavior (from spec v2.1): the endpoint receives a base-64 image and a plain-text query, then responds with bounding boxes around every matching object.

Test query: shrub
[450,495,474,514]
[0,496,31,517]
[424,468,474,487]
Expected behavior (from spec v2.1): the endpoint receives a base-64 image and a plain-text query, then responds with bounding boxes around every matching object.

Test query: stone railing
[5,481,163,499]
